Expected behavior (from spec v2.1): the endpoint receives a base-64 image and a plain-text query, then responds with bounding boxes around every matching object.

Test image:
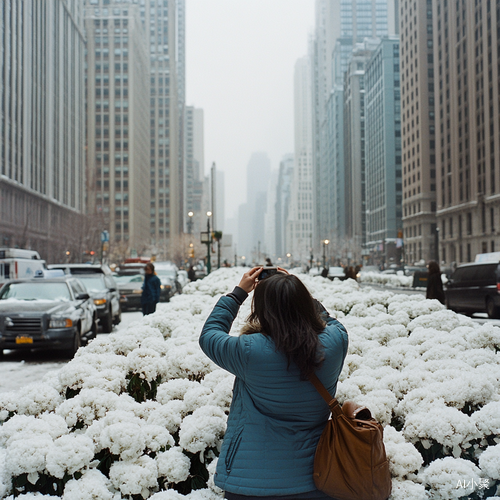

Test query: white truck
[0,248,46,287]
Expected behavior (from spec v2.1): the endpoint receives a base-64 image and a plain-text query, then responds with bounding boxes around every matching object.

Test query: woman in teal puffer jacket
[199,267,348,499]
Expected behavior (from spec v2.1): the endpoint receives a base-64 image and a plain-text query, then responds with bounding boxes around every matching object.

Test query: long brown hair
[242,273,326,379]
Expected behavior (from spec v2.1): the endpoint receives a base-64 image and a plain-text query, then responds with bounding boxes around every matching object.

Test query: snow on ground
[0,309,144,394]
[0,268,500,499]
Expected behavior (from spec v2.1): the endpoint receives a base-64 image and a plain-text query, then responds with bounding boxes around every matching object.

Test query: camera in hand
[258,267,279,281]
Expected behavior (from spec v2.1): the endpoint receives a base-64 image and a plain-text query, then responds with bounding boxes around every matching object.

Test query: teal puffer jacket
[199,295,348,497]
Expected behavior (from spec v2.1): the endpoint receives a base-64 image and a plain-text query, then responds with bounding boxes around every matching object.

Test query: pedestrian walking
[199,267,348,499]
[426,260,445,304]
[265,257,273,266]
[188,265,196,282]
[141,262,161,315]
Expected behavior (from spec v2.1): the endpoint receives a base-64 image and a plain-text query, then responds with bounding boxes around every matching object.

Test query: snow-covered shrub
[1,267,500,499]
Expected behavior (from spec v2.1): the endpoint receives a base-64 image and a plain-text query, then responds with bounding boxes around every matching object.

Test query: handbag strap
[309,373,342,417]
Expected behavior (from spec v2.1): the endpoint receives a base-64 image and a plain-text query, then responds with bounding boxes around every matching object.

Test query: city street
[2,292,499,395]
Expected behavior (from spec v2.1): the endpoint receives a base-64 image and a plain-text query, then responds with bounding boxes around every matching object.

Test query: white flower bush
[1,267,500,499]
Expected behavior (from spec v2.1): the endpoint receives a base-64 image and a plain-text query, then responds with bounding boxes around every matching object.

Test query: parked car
[48,263,114,276]
[444,262,500,318]
[75,274,121,332]
[154,263,182,300]
[403,266,428,277]
[114,274,144,311]
[327,267,346,281]
[0,274,97,358]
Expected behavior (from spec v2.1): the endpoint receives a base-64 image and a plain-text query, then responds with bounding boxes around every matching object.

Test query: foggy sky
[185,0,315,221]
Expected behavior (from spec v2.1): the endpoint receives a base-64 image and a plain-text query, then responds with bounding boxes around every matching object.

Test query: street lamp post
[187,211,194,234]
[322,240,330,269]
[206,211,212,274]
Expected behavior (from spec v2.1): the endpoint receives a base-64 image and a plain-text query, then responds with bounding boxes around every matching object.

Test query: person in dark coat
[141,262,161,315]
[199,267,348,498]
[188,265,196,282]
[426,260,445,304]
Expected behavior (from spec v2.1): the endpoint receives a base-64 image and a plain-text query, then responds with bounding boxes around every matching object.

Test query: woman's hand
[238,267,263,294]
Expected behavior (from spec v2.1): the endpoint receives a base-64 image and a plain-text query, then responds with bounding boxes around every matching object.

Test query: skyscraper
[287,57,313,262]
[275,154,294,259]
[400,0,436,265]
[365,37,402,265]
[0,1,86,262]
[312,0,398,258]
[434,0,500,263]
[140,0,185,259]
[85,0,150,258]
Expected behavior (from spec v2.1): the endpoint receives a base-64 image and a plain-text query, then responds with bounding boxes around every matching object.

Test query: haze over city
[186,0,314,218]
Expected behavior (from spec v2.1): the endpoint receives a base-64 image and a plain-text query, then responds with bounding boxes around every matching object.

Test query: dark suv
[444,262,500,318]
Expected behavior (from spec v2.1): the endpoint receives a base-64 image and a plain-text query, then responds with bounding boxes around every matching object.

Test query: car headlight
[94,298,107,306]
[49,318,73,328]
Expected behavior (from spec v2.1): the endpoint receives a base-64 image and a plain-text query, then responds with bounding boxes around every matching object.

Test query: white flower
[389,478,427,500]
[109,455,158,498]
[471,401,500,436]
[45,434,94,479]
[478,444,500,480]
[63,469,114,500]
[156,446,191,483]
[403,403,479,450]
[147,400,185,434]
[383,426,423,478]
[179,405,227,453]
[419,457,481,500]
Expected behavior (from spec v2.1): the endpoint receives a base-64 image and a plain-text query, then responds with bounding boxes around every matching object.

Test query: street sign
[101,230,109,243]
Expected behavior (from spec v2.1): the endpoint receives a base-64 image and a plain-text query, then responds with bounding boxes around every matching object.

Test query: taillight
[497,283,500,293]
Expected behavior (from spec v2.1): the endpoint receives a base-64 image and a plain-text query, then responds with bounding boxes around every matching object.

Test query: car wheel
[65,326,82,359]
[486,298,500,319]
[101,309,113,333]
[113,307,122,325]
[0,349,4,359]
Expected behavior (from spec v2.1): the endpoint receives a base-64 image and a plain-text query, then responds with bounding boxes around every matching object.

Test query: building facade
[343,42,378,264]
[287,57,314,263]
[400,0,437,265]
[365,37,403,265]
[275,154,294,259]
[85,0,150,260]
[312,0,398,261]
[140,0,184,260]
[434,0,500,264]
[0,1,86,263]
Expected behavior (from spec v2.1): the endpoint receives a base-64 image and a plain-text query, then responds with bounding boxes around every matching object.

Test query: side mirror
[76,292,90,300]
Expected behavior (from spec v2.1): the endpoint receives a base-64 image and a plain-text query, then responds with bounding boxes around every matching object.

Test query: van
[0,248,46,287]
[444,262,500,318]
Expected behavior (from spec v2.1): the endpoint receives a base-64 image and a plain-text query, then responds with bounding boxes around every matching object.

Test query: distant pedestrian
[265,257,273,266]
[426,260,445,304]
[141,263,161,315]
[188,265,196,282]
[321,267,328,278]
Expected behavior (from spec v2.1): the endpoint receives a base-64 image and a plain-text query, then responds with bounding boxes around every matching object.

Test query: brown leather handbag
[309,374,392,500]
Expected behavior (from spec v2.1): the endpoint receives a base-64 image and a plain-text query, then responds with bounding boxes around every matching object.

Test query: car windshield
[115,274,143,283]
[0,282,72,301]
[156,269,176,278]
[77,276,107,293]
